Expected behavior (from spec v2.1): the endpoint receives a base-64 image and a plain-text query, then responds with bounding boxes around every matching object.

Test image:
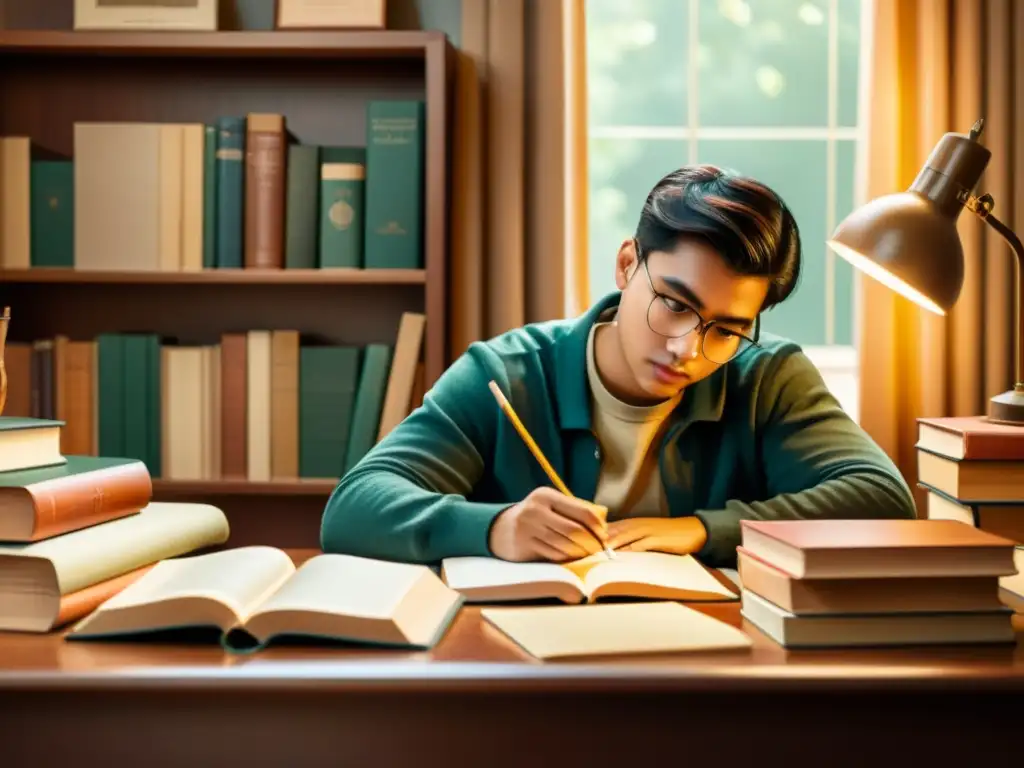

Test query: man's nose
[666,330,701,361]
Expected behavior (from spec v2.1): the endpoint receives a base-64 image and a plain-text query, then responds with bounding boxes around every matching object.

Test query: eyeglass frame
[634,239,762,363]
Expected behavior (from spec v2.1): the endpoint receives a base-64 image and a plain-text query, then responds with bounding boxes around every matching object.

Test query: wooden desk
[1,551,1021,767]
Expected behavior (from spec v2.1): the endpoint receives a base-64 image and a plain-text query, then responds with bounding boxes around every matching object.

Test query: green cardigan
[321,292,915,566]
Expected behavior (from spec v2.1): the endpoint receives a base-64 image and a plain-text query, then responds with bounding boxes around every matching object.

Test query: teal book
[284,144,319,269]
[318,161,364,268]
[299,345,360,478]
[29,161,74,267]
[343,344,393,473]
[202,125,218,269]
[363,101,425,269]
[96,334,125,458]
[215,116,246,269]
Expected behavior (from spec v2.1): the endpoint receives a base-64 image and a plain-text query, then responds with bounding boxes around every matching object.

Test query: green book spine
[215,116,245,269]
[96,334,124,457]
[284,144,320,269]
[343,344,393,473]
[202,125,217,269]
[121,335,151,472]
[146,334,162,478]
[29,161,74,267]
[318,163,364,268]
[363,101,425,269]
[299,346,361,479]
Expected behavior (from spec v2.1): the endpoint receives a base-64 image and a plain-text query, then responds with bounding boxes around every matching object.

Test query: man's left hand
[607,516,708,555]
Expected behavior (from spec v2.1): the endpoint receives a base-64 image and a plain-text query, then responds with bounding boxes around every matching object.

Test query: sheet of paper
[482,601,753,659]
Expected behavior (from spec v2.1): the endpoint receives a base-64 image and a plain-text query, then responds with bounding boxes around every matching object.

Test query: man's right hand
[488,487,609,562]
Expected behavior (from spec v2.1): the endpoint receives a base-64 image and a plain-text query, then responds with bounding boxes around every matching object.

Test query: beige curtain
[859,0,1024,511]
[448,0,589,362]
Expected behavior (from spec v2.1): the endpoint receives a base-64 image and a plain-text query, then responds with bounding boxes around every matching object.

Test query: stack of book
[736,519,1019,648]
[916,415,1024,610]
[916,415,1024,542]
[0,416,230,634]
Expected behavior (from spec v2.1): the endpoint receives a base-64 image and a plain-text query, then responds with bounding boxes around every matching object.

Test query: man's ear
[614,239,638,290]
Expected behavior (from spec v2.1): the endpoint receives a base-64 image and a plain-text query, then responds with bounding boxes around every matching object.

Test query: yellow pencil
[488,380,615,560]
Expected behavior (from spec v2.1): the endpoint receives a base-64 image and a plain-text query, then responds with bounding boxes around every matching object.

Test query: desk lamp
[827,119,1024,424]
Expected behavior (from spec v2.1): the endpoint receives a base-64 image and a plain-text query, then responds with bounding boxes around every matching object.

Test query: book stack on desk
[915,416,1024,611]
[916,416,1024,543]
[0,416,230,634]
[737,519,1019,648]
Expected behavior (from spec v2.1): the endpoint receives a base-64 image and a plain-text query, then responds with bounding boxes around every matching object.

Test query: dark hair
[634,164,801,309]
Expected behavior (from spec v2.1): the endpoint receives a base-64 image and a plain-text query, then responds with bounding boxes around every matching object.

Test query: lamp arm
[968,197,1024,391]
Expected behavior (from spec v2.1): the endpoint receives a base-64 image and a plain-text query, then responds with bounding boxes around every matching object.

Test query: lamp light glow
[826,239,946,316]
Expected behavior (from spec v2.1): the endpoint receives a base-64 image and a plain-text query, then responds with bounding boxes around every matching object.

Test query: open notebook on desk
[441,551,737,603]
[66,546,463,653]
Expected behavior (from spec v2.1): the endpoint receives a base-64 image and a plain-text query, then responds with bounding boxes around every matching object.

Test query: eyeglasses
[639,252,760,365]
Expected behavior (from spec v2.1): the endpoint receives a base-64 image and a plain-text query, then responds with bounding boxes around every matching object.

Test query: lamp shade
[827,192,964,315]
[827,125,991,316]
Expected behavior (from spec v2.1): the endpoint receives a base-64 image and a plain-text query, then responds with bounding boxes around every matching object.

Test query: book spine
[299,346,360,478]
[244,113,286,269]
[29,160,74,267]
[219,333,248,478]
[202,125,218,269]
[97,333,125,457]
[344,343,393,472]
[215,116,245,269]
[284,144,319,269]
[363,101,425,269]
[318,162,364,268]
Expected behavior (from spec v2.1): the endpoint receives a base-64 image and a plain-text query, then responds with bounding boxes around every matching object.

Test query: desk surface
[1,550,1022,765]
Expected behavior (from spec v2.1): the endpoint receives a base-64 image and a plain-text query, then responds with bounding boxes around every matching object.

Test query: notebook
[482,601,753,660]
[441,551,737,603]
[67,546,464,652]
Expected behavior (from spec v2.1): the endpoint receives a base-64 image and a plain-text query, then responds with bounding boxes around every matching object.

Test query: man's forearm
[320,464,507,563]
[693,471,916,567]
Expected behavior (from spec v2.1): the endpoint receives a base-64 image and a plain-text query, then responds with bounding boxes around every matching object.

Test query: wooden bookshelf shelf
[0,268,426,285]
[0,29,446,59]
[152,479,337,496]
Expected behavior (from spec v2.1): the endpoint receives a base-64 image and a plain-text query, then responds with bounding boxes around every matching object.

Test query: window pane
[695,139,828,345]
[697,0,829,127]
[588,137,687,301]
[833,139,857,345]
[586,0,689,127]
[837,0,862,128]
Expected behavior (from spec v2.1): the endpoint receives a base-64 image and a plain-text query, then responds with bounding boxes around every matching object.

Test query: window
[584,0,867,420]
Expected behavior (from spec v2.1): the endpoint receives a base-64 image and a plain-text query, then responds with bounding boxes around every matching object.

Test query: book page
[0,502,230,594]
[248,554,430,621]
[566,551,736,601]
[95,546,296,622]
[441,556,585,602]
[482,601,753,659]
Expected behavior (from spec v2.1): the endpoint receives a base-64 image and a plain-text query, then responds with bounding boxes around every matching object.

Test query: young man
[321,165,916,567]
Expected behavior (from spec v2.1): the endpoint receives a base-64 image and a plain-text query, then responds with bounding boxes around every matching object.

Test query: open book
[67,546,464,652]
[441,551,737,603]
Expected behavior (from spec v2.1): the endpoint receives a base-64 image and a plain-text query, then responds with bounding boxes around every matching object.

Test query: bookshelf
[0,23,454,547]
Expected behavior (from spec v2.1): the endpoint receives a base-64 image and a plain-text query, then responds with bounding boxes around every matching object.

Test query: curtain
[859,0,1024,512]
[448,0,589,363]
